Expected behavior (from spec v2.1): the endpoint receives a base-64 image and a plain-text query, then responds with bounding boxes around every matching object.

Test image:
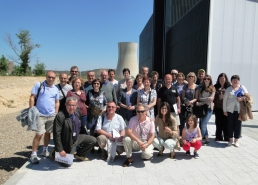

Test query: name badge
[172,90,176,93]
[73,132,76,137]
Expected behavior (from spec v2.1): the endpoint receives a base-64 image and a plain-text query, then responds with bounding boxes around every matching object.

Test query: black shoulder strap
[102,114,105,126]
[147,90,152,104]
[58,84,65,97]
[36,82,43,100]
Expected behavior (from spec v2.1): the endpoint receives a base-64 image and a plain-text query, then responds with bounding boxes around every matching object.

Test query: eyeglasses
[71,71,78,73]
[137,110,145,114]
[66,104,77,107]
[188,76,194,78]
[204,78,211,81]
[107,106,116,109]
[93,82,100,85]
[47,76,55,79]
[171,73,178,76]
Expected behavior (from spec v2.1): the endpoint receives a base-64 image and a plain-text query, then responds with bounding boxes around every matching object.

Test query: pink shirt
[128,116,155,141]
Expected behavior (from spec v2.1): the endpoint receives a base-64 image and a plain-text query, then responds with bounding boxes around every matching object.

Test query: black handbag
[193,103,208,118]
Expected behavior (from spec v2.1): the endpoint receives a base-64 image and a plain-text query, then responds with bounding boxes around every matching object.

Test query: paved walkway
[5,113,258,185]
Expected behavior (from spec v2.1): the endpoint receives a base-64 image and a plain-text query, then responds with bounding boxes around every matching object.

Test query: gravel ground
[0,111,43,185]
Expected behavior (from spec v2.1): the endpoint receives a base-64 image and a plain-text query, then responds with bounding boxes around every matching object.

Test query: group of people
[28,65,249,167]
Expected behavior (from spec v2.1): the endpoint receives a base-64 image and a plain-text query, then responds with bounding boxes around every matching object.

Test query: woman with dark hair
[66,77,87,127]
[86,78,107,137]
[195,74,215,145]
[153,102,179,159]
[117,68,130,93]
[151,71,162,116]
[137,77,157,119]
[214,73,231,141]
[133,74,144,91]
[117,77,138,125]
[223,75,248,147]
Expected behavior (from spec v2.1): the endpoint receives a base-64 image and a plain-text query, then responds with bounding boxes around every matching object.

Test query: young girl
[182,114,202,158]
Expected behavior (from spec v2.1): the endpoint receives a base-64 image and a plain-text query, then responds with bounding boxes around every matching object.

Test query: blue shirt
[31,81,59,116]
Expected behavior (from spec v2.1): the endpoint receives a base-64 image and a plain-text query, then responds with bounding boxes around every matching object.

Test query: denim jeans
[200,108,213,138]
[81,115,87,128]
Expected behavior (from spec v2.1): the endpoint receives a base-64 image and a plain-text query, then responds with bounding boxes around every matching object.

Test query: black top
[158,85,179,112]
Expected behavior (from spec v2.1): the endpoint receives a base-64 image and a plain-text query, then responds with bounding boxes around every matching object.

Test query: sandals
[122,157,133,167]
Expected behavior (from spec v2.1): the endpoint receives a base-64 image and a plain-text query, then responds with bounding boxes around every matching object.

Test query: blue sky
[0,0,153,71]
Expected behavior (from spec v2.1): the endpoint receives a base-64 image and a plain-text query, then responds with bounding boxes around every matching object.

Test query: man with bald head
[100,70,117,104]
[29,70,60,164]
[83,70,95,94]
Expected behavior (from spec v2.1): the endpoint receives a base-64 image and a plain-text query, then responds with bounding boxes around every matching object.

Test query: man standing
[122,103,155,167]
[157,74,181,125]
[29,70,59,164]
[100,70,117,103]
[56,73,72,111]
[83,70,95,94]
[108,69,118,92]
[171,69,178,85]
[95,102,125,161]
[69,66,79,84]
[141,66,149,77]
[52,97,96,166]
[196,69,205,86]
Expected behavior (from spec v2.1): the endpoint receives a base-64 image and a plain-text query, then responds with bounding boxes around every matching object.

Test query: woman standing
[117,68,130,93]
[151,71,162,116]
[153,102,179,159]
[223,75,248,147]
[118,77,138,125]
[174,72,187,135]
[195,75,215,145]
[214,73,231,141]
[137,77,157,119]
[133,74,144,91]
[86,79,107,135]
[66,77,87,127]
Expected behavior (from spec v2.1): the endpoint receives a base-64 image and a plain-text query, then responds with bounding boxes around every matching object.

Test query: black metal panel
[165,0,210,75]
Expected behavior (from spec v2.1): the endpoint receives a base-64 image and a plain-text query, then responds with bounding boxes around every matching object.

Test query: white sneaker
[228,142,232,146]
[235,142,240,147]
[41,149,50,157]
[30,155,39,164]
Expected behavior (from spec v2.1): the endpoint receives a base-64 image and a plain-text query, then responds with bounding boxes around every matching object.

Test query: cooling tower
[116,42,139,79]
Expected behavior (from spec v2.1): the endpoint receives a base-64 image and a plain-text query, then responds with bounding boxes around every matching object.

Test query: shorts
[36,115,55,135]
[171,112,180,127]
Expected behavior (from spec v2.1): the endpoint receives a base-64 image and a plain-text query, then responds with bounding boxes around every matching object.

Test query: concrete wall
[207,0,258,110]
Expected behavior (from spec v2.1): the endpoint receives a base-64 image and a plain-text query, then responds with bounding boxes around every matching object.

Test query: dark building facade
[139,0,210,77]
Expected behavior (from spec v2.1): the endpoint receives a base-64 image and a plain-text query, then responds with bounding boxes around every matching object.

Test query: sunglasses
[171,73,178,76]
[107,106,116,109]
[137,110,145,114]
[71,71,78,73]
[204,78,211,81]
[47,76,55,79]
[188,76,194,78]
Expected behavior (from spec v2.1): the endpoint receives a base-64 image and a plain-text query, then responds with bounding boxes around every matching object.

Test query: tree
[4,30,40,75]
[0,55,9,74]
[33,62,46,76]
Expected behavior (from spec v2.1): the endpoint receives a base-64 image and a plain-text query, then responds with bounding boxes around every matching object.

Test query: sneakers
[228,142,233,146]
[30,155,39,164]
[194,152,199,159]
[186,150,190,155]
[74,154,89,161]
[41,149,50,157]
[234,142,240,147]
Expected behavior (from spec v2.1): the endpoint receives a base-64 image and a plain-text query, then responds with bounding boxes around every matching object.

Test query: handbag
[193,103,208,118]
